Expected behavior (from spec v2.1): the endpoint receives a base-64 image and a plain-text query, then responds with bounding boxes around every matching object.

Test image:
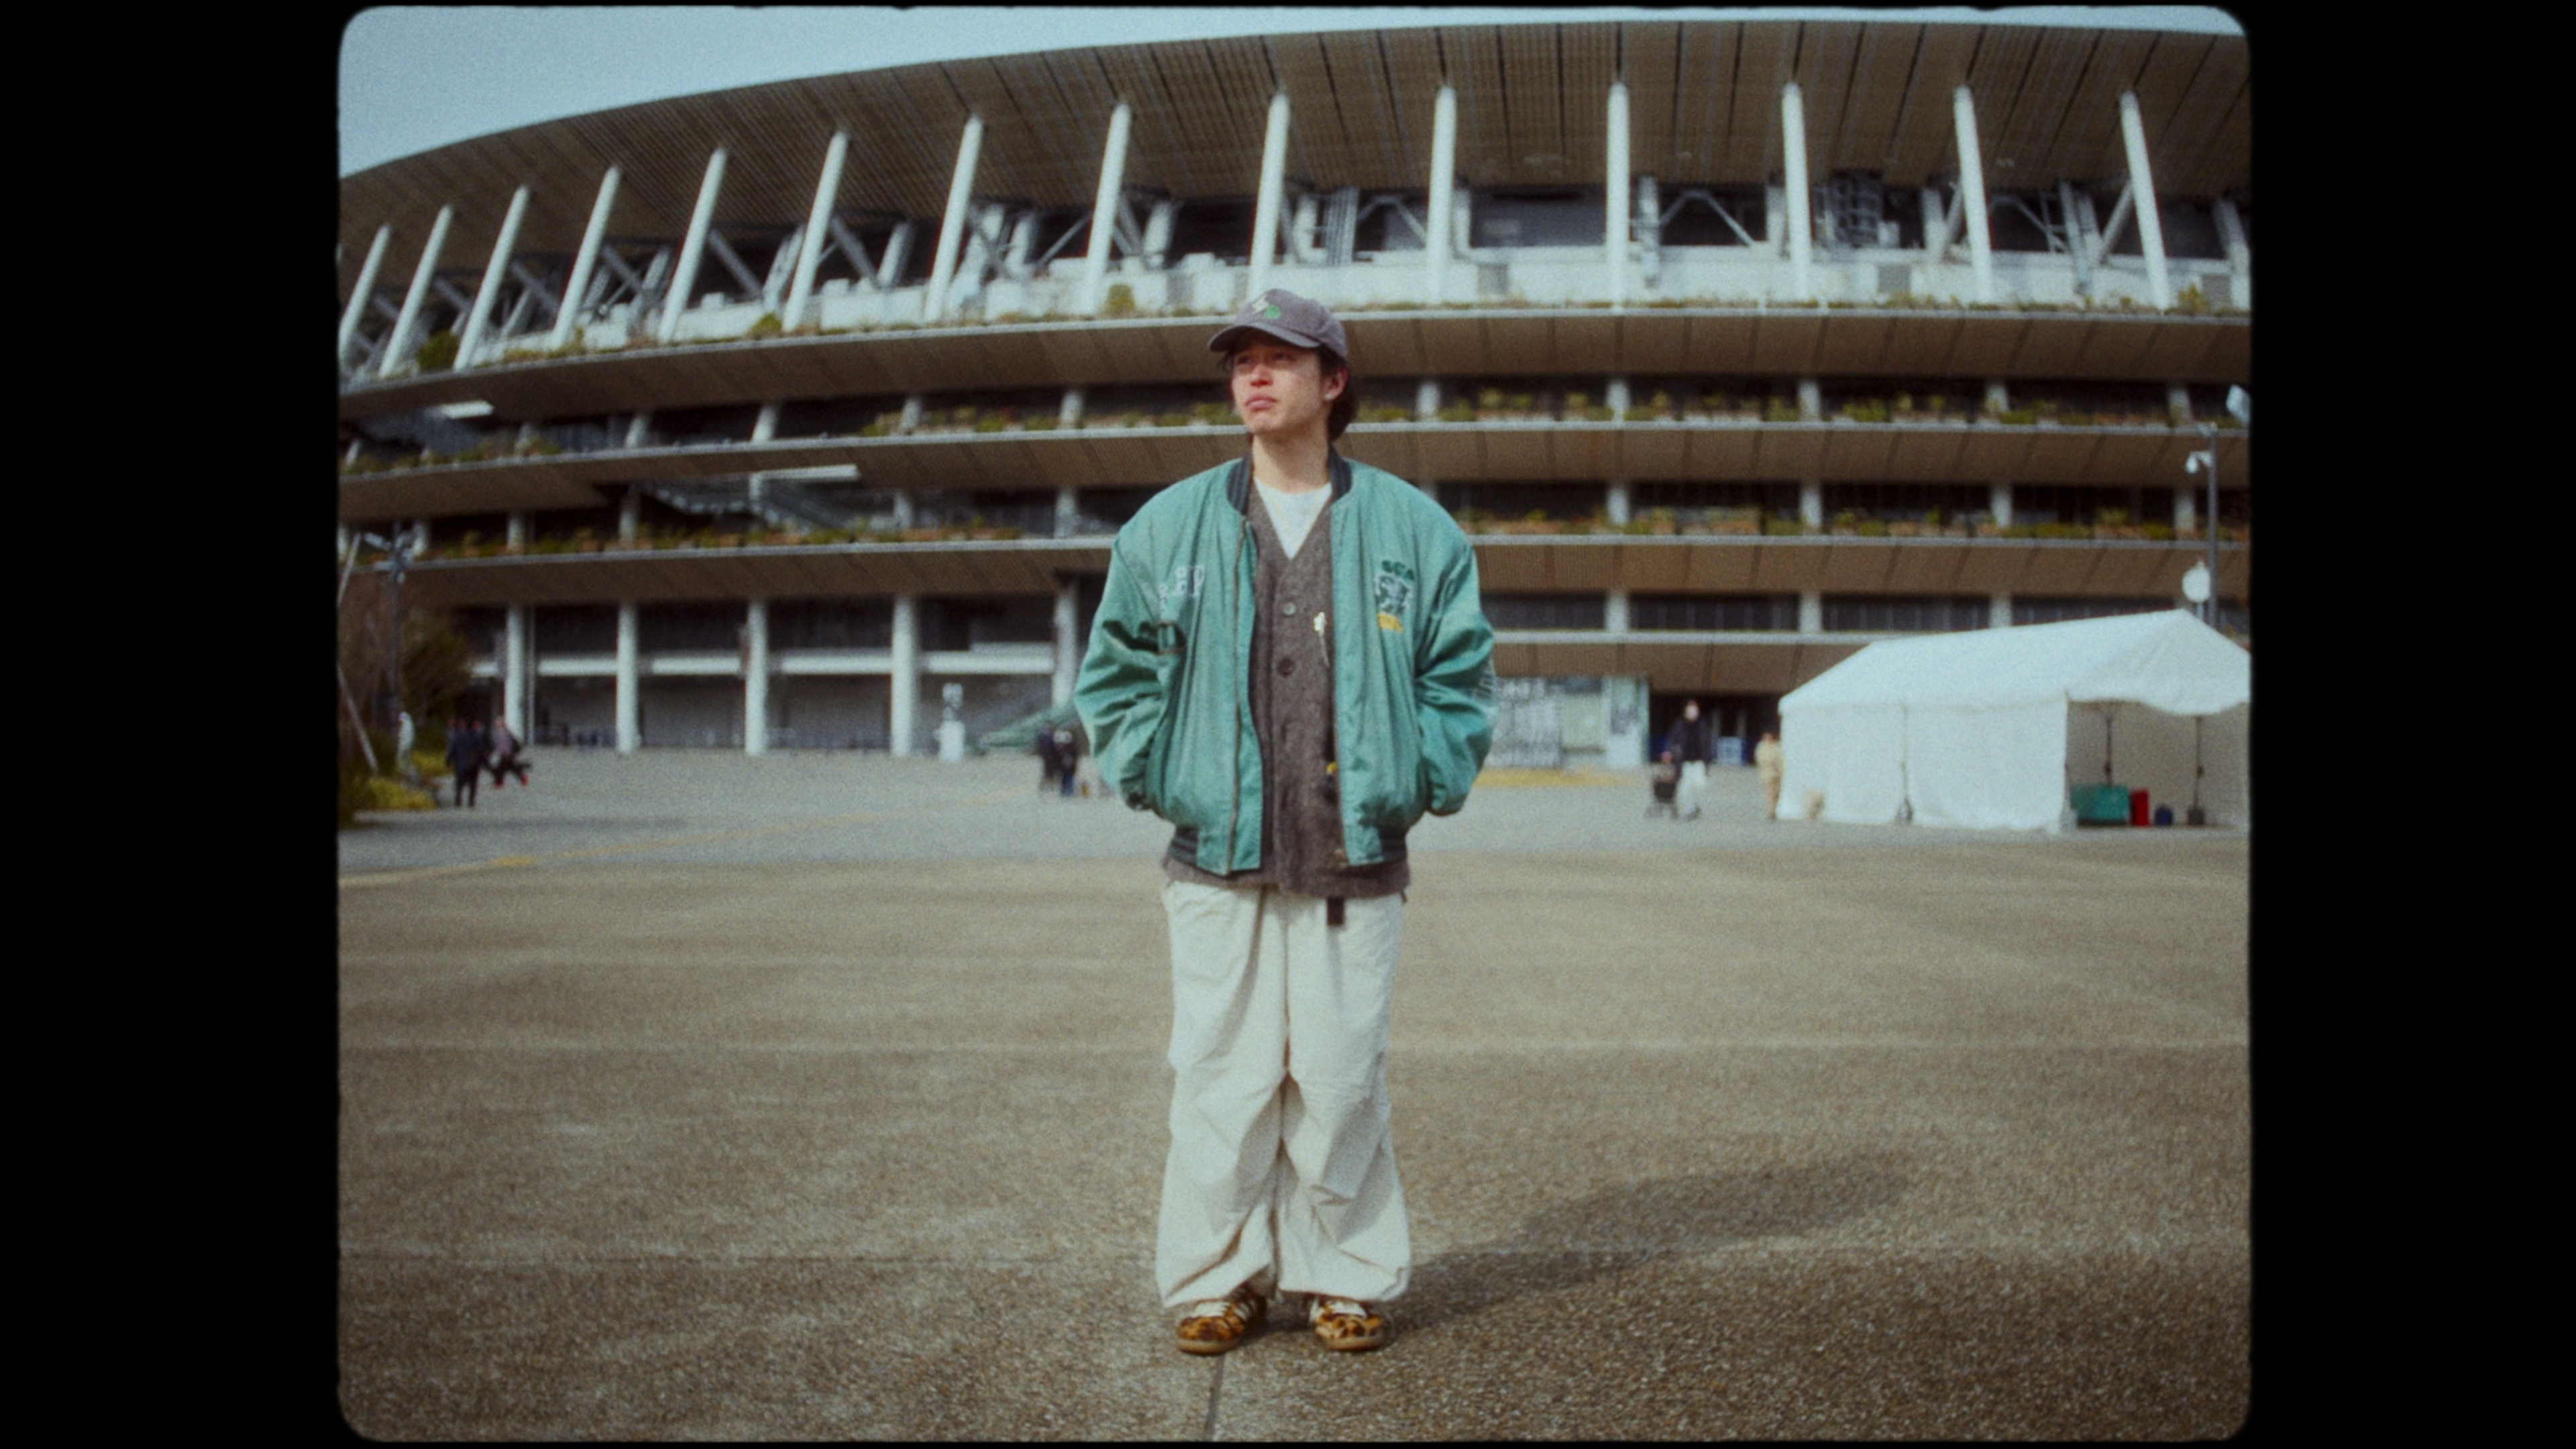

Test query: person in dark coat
[446,717,489,808]
[1037,724,1064,795]
[487,716,530,789]
[1668,700,1714,820]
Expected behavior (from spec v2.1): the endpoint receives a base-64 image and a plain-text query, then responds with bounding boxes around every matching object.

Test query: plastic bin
[2129,788,2151,826]
[2070,782,2131,826]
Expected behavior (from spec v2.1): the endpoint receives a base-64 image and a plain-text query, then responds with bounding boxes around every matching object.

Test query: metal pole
[1079,103,1132,316]
[2201,420,2218,627]
[1248,92,1291,300]
[1426,86,1457,305]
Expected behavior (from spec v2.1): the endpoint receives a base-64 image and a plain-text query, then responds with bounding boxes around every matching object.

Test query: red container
[2128,788,2151,826]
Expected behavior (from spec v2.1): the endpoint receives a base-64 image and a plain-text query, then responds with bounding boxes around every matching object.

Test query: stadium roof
[338,18,2249,290]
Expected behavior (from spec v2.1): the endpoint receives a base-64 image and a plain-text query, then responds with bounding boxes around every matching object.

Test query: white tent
[1775,610,2251,832]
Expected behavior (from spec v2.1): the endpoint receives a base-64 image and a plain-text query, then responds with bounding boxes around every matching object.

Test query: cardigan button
[1277,657,1295,676]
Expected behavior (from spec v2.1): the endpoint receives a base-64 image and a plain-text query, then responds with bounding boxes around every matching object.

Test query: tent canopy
[1782,610,2250,717]
[1776,611,2251,830]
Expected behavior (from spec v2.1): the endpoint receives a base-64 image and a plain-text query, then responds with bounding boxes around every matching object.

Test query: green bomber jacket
[1075,451,1496,875]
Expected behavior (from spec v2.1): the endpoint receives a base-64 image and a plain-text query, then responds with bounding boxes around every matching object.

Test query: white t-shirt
[1255,480,1331,559]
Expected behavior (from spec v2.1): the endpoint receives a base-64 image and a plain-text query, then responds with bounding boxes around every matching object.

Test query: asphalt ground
[337,748,2251,1438]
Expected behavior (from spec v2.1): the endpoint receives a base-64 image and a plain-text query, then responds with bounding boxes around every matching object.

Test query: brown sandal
[1306,1295,1387,1352]
[1175,1283,1265,1354]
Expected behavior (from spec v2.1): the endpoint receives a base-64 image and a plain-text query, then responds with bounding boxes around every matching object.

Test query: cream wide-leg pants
[1156,879,1410,1309]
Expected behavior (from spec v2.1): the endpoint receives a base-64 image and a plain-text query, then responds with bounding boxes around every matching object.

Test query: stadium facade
[335,16,2251,768]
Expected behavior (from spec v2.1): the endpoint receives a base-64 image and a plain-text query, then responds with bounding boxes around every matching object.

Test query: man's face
[1230,337,1342,441]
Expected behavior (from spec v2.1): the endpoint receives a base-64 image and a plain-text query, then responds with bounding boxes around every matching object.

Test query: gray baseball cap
[1208,288,1348,360]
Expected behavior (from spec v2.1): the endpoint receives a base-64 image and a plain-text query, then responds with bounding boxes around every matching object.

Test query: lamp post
[2184,387,2251,629]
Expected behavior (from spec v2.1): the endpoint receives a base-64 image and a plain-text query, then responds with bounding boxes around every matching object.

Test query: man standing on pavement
[1668,699,1713,820]
[1077,290,1494,1357]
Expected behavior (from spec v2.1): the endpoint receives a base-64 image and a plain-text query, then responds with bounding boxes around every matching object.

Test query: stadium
[335,13,2250,769]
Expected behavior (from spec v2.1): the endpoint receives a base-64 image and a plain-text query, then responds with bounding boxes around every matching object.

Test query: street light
[2182,386,2250,629]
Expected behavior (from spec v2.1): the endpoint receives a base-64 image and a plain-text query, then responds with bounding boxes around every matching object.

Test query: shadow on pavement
[1401,1151,1912,1334]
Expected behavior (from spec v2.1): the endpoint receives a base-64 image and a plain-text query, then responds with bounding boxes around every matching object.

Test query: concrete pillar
[785,131,850,329]
[1606,478,1631,525]
[616,602,641,750]
[892,491,916,529]
[1055,484,1079,539]
[1059,388,1086,427]
[1990,481,2013,527]
[378,205,453,378]
[1989,592,2013,629]
[1799,591,1823,633]
[1800,479,1824,529]
[1953,86,1996,304]
[1605,588,1630,631]
[1606,377,1631,417]
[1053,580,1080,706]
[659,148,729,342]
[619,488,641,541]
[924,116,985,322]
[2214,198,2251,305]
[2167,382,2192,422]
[748,402,781,513]
[1920,186,1949,259]
[1426,86,1458,305]
[2173,485,2197,534]
[338,223,392,370]
[1797,378,1822,421]
[2116,93,2171,310]
[879,221,916,292]
[890,594,920,756]
[743,598,770,755]
[1985,378,2010,415]
[551,167,621,350]
[1248,92,1292,299]
[1635,174,1660,287]
[1606,82,1631,307]
[625,411,654,448]
[1079,102,1134,316]
[507,511,527,549]
[504,604,529,741]
[1781,83,1813,301]
[1415,379,1441,419]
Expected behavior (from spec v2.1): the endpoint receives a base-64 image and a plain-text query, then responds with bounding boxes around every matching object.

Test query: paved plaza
[338,748,2251,1438]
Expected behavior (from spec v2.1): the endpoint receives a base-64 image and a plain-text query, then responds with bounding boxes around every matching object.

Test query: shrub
[1104,283,1138,316]
[746,311,784,339]
[414,329,458,371]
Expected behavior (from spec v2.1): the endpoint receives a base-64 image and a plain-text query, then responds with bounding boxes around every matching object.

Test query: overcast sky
[338,6,2243,177]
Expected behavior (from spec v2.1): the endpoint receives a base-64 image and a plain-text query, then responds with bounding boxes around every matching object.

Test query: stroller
[1646,753,1680,818]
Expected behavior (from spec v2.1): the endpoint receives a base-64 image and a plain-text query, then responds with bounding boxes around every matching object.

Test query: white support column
[748,402,780,513]
[616,602,640,751]
[378,205,453,378]
[1953,85,1996,304]
[1919,186,1949,260]
[551,168,620,350]
[2117,93,2171,309]
[1985,378,2010,416]
[508,511,527,549]
[624,411,654,448]
[743,598,771,755]
[1605,81,1631,307]
[1605,377,1631,418]
[1079,102,1133,316]
[890,594,921,756]
[2214,198,2251,305]
[879,222,916,292]
[504,604,530,741]
[1606,588,1630,632]
[1053,580,1080,707]
[1797,378,1822,421]
[1990,481,2013,527]
[2173,484,2197,535]
[1059,388,1086,427]
[1781,82,1813,301]
[1799,591,1823,633]
[1248,92,1292,300]
[455,185,532,368]
[1415,380,1442,419]
[619,487,641,539]
[924,115,986,323]
[1800,478,1824,529]
[1055,484,1079,539]
[337,224,392,369]
[1989,592,2013,629]
[659,148,729,343]
[784,131,849,330]
[1426,85,1458,305]
[1606,478,1631,525]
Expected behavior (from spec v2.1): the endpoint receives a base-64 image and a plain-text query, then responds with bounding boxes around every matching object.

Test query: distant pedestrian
[1667,700,1713,820]
[1053,726,1081,798]
[1036,726,1064,795]
[488,717,529,789]
[447,717,488,808]
[1755,729,1784,822]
